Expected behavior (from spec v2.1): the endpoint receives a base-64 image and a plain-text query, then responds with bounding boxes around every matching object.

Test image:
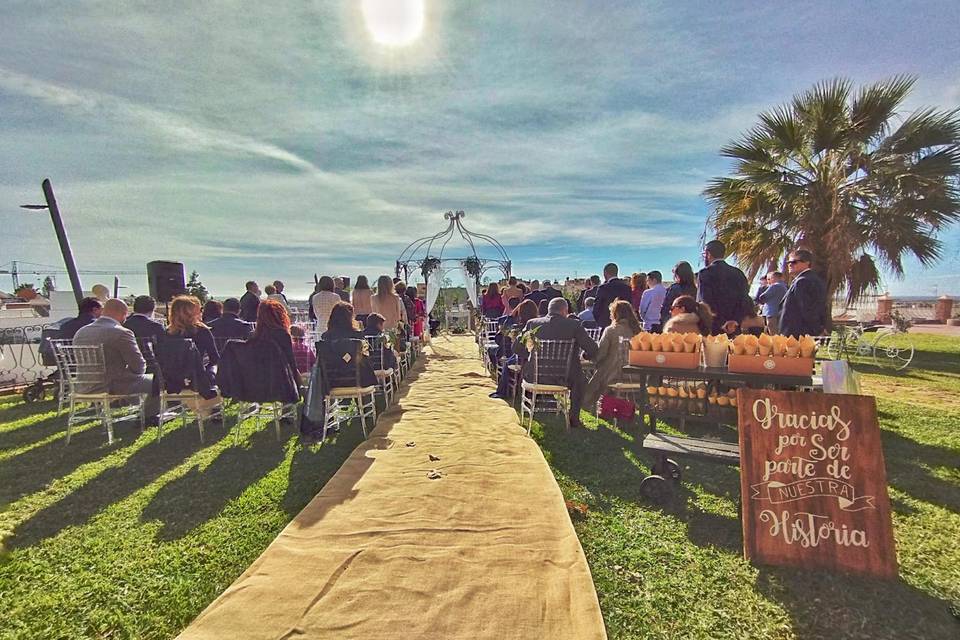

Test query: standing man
[754,274,769,305]
[240,281,261,322]
[758,271,788,335]
[638,271,667,332]
[576,275,601,313]
[779,250,827,338]
[592,263,632,329]
[541,279,563,303]
[73,298,159,423]
[697,240,751,335]
[523,280,547,307]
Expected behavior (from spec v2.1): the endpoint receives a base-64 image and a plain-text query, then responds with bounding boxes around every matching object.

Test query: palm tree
[704,76,960,319]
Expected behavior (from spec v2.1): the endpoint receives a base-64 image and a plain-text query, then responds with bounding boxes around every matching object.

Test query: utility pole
[11,260,19,289]
[21,179,85,305]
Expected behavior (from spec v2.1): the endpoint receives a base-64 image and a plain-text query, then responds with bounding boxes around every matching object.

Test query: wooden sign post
[738,389,897,578]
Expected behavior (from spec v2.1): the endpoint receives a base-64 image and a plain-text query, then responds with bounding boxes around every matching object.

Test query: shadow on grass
[882,429,960,514]
[141,424,286,541]
[9,419,232,548]
[0,415,144,509]
[0,410,69,453]
[756,567,960,640]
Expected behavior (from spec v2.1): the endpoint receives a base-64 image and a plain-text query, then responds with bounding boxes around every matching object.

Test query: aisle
[177,335,606,640]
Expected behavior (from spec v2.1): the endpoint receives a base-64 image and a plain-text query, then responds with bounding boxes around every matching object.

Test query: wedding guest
[311,276,343,333]
[364,313,398,371]
[290,324,316,374]
[239,281,261,322]
[265,285,289,311]
[209,297,254,340]
[779,249,827,337]
[697,240,751,335]
[321,302,376,388]
[663,295,714,335]
[759,271,788,335]
[630,272,647,313]
[592,263,632,328]
[489,299,540,400]
[500,277,523,309]
[60,296,103,339]
[407,286,426,337]
[639,271,667,332]
[371,275,407,330]
[524,280,547,306]
[273,280,289,305]
[201,299,223,324]
[334,277,350,302]
[481,282,506,318]
[124,295,164,340]
[395,280,415,332]
[167,295,219,382]
[577,275,601,313]
[578,297,597,327]
[351,275,374,323]
[660,261,698,329]
[308,281,321,322]
[584,300,642,409]
[251,299,300,382]
[541,279,563,303]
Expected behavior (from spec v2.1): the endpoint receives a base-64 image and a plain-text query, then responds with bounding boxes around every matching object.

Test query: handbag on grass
[598,395,635,422]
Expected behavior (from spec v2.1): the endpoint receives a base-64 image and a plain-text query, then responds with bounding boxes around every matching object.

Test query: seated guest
[73,298,159,421]
[481,282,505,319]
[123,295,164,340]
[537,298,550,317]
[334,277,350,302]
[638,271,667,332]
[209,297,254,340]
[660,261,698,329]
[60,296,103,339]
[201,299,223,323]
[584,300,642,409]
[240,281,261,322]
[514,298,598,428]
[578,297,597,327]
[290,325,316,375]
[251,298,300,383]
[489,299,540,400]
[363,312,398,371]
[593,263,633,328]
[321,302,377,388]
[167,296,219,385]
[351,275,374,323]
[663,295,714,335]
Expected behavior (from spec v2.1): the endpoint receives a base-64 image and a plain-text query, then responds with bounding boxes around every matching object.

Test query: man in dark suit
[60,296,103,339]
[516,297,598,428]
[576,275,601,313]
[592,263,633,329]
[696,240,752,335]
[209,298,255,340]
[779,249,828,338]
[239,281,261,322]
[540,279,563,303]
[523,279,547,307]
[123,295,165,340]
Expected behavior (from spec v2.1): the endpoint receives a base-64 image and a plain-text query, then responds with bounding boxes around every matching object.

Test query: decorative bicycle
[825,312,915,370]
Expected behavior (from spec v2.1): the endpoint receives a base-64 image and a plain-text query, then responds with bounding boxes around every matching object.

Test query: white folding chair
[318,337,377,439]
[57,343,146,445]
[49,338,74,415]
[366,335,396,407]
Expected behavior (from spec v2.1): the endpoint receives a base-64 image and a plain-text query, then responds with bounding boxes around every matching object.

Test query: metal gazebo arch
[395,210,511,298]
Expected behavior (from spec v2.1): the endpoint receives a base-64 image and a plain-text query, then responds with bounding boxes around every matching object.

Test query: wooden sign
[737,389,897,578]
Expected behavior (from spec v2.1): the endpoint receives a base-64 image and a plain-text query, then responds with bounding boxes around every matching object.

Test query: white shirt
[312,291,343,333]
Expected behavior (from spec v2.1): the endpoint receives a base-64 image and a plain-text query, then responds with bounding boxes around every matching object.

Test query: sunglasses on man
[786,259,807,266]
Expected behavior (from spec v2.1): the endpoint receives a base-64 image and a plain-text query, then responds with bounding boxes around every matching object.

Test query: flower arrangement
[420,257,441,279]
[462,256,482,279]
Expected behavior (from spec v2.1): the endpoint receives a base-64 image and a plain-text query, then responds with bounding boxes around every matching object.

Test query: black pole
[41,179,84,305]
[113,276,120,298]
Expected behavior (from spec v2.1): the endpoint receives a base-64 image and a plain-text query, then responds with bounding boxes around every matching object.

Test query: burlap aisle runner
[177,335,607,640]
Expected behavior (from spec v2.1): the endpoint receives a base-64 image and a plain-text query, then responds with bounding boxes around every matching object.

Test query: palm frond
[849,75,916,143]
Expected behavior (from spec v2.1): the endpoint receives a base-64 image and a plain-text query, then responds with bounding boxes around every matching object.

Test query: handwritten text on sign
[738,390,897,578]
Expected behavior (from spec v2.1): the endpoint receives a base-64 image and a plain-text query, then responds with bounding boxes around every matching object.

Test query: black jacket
[60,312,97,340]
[577,286,599,313]
[257,326,300,381]
[541,286,563,302]
[208,313,254,340]
[123,314,165,341]
[592,278,633,328]
[239,291,260,322]
[779,269,827,338]
[516,314,598,384]
[317,333,377,389]
[153,335,218,399]
[697,260,751,334]
[524,289,548,306]
[217,338,299,403]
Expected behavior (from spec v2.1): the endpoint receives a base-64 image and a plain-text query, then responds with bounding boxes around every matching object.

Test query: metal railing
[0,323,54,391]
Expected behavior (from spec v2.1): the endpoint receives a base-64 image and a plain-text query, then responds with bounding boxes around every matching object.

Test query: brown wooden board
[737,389,898,578]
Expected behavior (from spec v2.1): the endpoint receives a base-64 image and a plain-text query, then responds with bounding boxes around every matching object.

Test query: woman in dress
[480,283,505,319]
[406,286,426,338]
[660,261,698,329]
[371,275,407,331]
[351,275,373,324]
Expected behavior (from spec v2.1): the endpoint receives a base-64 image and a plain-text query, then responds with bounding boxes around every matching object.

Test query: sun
[361,0,424,47]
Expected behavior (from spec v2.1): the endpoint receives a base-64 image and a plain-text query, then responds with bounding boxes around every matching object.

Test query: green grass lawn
[0,336,958,639]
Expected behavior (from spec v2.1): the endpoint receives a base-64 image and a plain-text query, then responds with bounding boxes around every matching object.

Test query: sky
[1,0,959,299]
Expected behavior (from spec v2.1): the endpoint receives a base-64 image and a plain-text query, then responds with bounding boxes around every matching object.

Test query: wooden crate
[727,354,814,376]
[628,349,700,369]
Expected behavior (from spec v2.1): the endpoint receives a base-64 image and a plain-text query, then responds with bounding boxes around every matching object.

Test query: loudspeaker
[147,261,186,303]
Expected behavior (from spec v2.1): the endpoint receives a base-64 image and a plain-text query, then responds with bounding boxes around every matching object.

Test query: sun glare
[361,0,424,47]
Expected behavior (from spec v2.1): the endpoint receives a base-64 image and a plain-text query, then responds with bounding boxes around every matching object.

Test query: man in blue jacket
[758,271,788,335]
[779,249,827,338]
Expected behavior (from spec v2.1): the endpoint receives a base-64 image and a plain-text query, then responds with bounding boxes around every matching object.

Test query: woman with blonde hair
[371,275,407,331]
[167,295,219,370]
[584,300,642,409]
